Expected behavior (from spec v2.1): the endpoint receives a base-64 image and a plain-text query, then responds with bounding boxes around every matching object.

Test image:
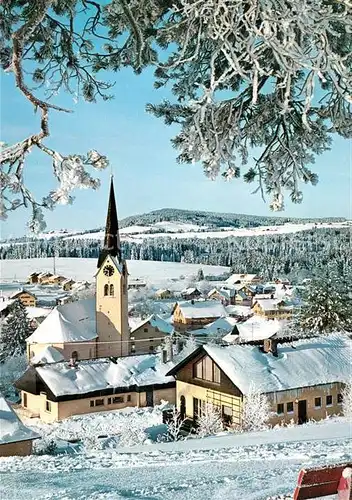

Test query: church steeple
[97,177,122,268]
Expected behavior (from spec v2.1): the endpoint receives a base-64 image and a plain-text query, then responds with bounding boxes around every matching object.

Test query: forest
[1,228,349,282]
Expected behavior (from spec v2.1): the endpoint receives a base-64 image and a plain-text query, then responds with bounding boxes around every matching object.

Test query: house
[48,275,67,286]
[234,290,251,305]
[225,304,252,319]
[173,300,227,331]
[128,278,147,290]
[155,289,173,300]
[26,298,98,362]
[62,278,76,291]
[208,288,236,305]
[26,306,52,330]
[166,333,351,427]
[16,354,176,423]
[181,287,202,300]
[226,273,262,286]
[252,298,294,319]
[191,316,238,340]
[223,316,286,344]
[130,314,174,354]
[10,289,37,307]
[0,394,39,456]
[27,272,40,284]
[37,272,53,285]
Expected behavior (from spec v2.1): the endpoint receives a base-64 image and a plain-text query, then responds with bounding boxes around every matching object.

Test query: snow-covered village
[0,1,351,500]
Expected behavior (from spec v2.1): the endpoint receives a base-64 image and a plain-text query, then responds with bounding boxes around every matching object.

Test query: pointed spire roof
[97,177,122,268]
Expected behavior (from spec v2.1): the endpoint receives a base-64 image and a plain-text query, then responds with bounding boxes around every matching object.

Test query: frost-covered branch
[242,382,271,431]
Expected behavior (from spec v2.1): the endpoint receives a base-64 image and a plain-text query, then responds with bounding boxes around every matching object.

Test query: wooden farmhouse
[48,275,67,286]
[252,298,294,319]
[166,333,350,427]
[37,272,53,285]
[0,394,39,457]
[181,287,202,300]
[10,289,37,307]
[226,273,262,286]
[62,278,76,291]
[155,289,172,300]
[130,314,174,354]
[27,272,40,284]
[172,300,227,331]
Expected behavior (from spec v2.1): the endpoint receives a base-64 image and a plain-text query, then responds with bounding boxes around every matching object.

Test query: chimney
[263,338,278,357]
[162,349,168,364]
[175,337,183,355]
[68,358,78,368]
[166,338,173,362]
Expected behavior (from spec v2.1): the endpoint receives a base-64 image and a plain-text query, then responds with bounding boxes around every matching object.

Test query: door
[180,396,186,419]
[298,400,307,424]
[146,390,153,407]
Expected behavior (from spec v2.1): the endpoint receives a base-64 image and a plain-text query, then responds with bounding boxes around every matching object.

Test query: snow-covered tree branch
[242,382,271,431]
[196,402,223,437]
[1,0,351,228]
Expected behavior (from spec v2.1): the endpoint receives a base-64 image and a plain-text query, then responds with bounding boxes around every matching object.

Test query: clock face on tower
[103,264,115,277]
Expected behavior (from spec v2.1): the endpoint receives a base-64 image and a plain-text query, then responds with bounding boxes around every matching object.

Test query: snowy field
[0,415,351,500]
[58,221,350,243]
[1,258,229,285]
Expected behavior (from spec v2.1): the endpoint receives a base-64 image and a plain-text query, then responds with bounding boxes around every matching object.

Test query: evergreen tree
[297,267,352,335]
[196,268,204,281]
[0,300,32,362]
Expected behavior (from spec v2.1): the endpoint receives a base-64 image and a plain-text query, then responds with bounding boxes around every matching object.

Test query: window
[326,395,333,406]
[144,328,148,333]
[287,402,294,413]
[104,284,109,296]
[90,400,94,407]
[149,345,154,352]
[110,284,114,296]
[131,344,136,353]
[127,395,131,402]
[112,396,124,404]
[222,405,233,425]
[193,356,221,384]
[23,393,27,408]
[337,393,343,404]
[107,397,112,405]
[71,350,78,360]
[314,397,322,408]
[46,401,51,412]
[277,403,284,415]
[95,399,104,407]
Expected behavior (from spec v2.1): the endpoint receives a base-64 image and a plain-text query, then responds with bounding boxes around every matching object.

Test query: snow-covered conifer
[196,403,223,438]
[242,383,271,431]
[197,269,205,281]
[0,300,32,362]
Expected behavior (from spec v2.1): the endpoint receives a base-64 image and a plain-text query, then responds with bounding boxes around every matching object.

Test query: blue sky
[1,65,351,238]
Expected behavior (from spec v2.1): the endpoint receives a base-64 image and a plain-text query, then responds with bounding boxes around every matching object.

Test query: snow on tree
[0,354,27,400]
[342,382,352,422]
[197,268,204,281]
[242,383,271,432]
[164,407,185,441]
[196,402,223,438]
[297,266,352,335]
[0,300,32,362]
[1,1,351,228]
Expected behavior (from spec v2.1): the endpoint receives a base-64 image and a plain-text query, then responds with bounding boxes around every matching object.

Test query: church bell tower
[95,178,129,357]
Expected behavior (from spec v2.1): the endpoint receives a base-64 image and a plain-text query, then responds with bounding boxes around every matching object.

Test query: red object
[293,463,352,500]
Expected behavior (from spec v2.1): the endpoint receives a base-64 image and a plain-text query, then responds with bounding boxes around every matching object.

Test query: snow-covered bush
[242,383,271,431]
[342,382,352,421]
[164,407,185,442]
[118,415,147,447]
[33,439,58,456]
[0,355,27,400]
[196,403,223,438]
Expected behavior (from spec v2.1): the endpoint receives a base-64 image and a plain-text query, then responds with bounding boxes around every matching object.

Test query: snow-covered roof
[225,304,251,316]
[181,287,200,295]
[192,316,238,337]
[131,314,174,335]
[10,288,35,299]
[253,299,293,312]
[35,354,176,397]
[26,298,97,344]
[0,394,39,445]
[226,274,261,285]
[204,333,352,395]
[62,278,75,285]
[31,346,65,365]
[25,306,52,319]
[176,300,227,319]
[0,299,15,313]
[223,317,286,343]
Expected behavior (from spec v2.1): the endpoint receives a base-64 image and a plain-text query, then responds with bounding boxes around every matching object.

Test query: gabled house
[166,333,350,427]
[0,394,39,456]
[181,287,202,300]
[208,288,236,305]
[128,278,147,290]
[10,289,37,307]
[234,290,251,305]
[191,316,238,340]
[130,314,174,354]
[155,289,172,300]
[172,300,228,331]
[37,272,53,285]
[223,316,285,344]
[62,278,76,291]
[26,306,52,330]
[252,298,294,319]
[27,272,40,284]
[226,273,262,286]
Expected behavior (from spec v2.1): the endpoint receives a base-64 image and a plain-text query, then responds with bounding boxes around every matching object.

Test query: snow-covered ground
[57,221,350,243]
[0,416,351,500]
[1,258,229,285]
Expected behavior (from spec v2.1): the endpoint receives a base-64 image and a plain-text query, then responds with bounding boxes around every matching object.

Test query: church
[16,179,177,422]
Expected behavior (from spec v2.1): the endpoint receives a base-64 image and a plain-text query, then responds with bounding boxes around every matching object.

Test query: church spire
[97,177,122,268]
